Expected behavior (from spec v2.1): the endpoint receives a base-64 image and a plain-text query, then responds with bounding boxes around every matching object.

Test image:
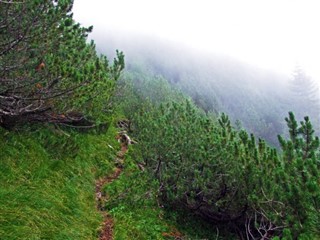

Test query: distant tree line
[100,35,320,147]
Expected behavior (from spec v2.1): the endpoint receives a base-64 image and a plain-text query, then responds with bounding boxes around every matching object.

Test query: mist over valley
[89,30,319,146]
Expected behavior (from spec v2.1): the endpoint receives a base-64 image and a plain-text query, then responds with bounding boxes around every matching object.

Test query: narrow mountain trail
[95,133,129,240]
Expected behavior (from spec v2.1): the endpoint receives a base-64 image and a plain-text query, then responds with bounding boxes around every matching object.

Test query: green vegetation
[99,35,320,147]
[117,76,320,239]
[97,35,292,146]
[103,152,168,239]
[1,1,319,239]
[0,0,124,128]
[0,125,119,239]
[103,149,228,240]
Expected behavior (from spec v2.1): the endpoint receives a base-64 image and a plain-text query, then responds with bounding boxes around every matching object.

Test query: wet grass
[0,125,119,240]
[0,123,234,240]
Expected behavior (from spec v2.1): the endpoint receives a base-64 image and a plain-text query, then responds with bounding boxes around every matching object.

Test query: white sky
[73,0,320,82]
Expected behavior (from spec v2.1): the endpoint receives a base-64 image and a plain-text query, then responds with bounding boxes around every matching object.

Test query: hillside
[1,1,320,240]
[0,125,116,239]
[90,30,299,147]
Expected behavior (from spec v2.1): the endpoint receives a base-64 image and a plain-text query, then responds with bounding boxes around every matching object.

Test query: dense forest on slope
[112,75,320,239]
[93,30,320,147]
[1,1,320,240]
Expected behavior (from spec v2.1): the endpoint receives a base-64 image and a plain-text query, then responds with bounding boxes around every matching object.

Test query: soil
[95,139,128,240]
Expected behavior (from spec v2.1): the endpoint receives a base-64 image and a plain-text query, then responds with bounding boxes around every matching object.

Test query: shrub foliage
[0,0,124,128]
[131,90,319,238]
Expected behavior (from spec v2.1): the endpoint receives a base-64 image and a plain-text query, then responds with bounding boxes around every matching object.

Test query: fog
[73,0,320,83]
[72,0,320,146]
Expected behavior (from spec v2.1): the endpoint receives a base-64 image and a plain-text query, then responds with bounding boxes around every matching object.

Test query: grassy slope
[0,122,228,240]
[0,125,119,240]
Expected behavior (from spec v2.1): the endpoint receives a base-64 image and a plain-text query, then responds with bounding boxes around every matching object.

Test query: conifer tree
[132,94,320,238]
[289,66,320,123]
[290,66,319,101]
[277,112,320,238]
[0,0,124,128]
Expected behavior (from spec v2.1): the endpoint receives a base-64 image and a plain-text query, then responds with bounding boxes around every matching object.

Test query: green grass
[0,123,235,240]
[103,150,169,240]
[0,125,119,240]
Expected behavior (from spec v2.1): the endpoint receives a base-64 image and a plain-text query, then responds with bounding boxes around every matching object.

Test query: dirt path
[96,138,128,240]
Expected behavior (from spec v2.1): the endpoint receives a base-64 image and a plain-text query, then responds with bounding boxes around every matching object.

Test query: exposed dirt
[96,137,128,240]
[99,213,114,240]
